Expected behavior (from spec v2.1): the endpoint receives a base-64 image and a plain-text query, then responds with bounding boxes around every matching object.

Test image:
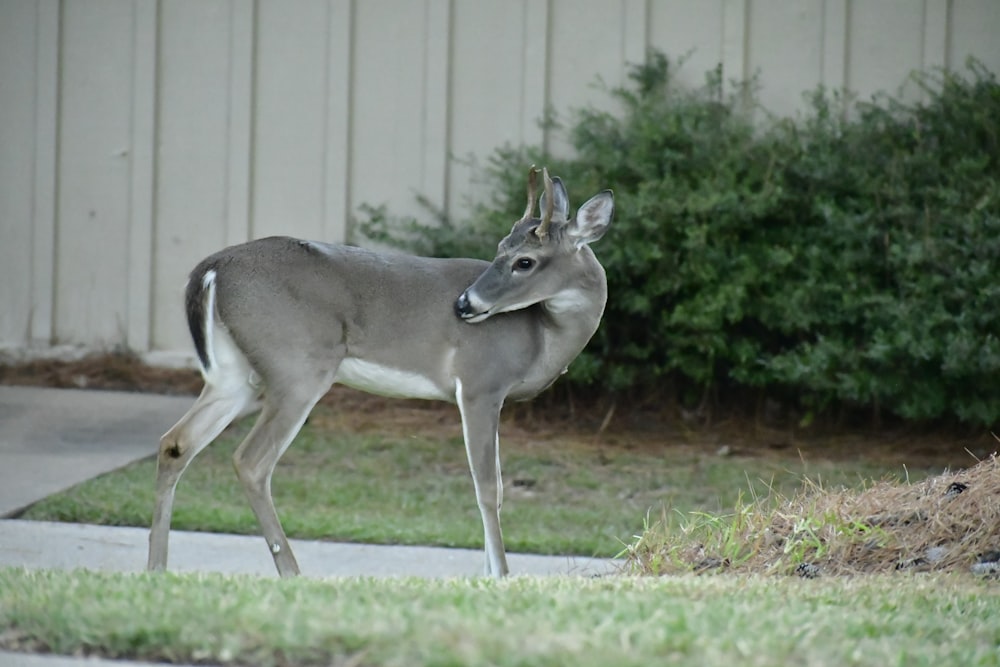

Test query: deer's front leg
[455,381,509,578]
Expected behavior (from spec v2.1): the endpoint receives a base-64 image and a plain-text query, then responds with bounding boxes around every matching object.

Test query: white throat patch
[544,288,590,314]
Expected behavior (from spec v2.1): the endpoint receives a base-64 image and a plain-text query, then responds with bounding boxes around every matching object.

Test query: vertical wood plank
[447,1,533,220]
[252,0,332,240]
[821,0,848,91]
[421,0,452,213]
[0,0,31,345]
[921,0,950,70]
[31,0,60,346]
[622,0,649,66]
[521,0,549,151]
[125,0,158,352]
[546,0,628,155]
[846,0,925,102]
[225,0,254,247]
[349,1,433,225]
[947,0,1000,73]
[0,0,58,347]
[55,0,135,346]
[721,0,748,88]
[323,0,353,242]
[647,0,725,89]
[746,0,824,117]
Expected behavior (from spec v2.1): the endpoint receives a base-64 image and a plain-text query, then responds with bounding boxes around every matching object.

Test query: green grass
[2,568,998,666]
[19,405,948,557]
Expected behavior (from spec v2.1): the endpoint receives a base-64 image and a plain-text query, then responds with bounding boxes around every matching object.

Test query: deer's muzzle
[454,291,489,323]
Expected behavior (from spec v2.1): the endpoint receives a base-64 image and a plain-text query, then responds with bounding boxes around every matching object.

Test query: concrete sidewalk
[0,519,615,578]
[0,386,192,517]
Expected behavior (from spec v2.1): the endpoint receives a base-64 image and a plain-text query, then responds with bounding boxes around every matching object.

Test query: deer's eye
[514,257,535,272]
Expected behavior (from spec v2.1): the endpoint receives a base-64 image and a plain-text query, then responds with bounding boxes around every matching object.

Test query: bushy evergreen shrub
[359,53,1000,426]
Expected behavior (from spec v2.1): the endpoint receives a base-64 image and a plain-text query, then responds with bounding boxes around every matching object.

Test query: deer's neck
[525,255,607,393]
[542,248,608,331]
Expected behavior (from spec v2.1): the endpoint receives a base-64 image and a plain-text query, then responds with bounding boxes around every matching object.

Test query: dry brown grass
[628,451,1000,577]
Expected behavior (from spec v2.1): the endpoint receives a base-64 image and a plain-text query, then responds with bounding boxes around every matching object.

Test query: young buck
[148,167,614,578]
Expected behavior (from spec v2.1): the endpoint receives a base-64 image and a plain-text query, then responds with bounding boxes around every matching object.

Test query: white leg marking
[455,379,481,498]
[495,432,503,511]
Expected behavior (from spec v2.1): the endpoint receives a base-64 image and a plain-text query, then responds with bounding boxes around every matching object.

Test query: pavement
[0,385,617,666]
[0,386,194,517]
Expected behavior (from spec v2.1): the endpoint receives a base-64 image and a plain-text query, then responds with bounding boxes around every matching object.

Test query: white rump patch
[191,270,263,419]
[203,320,256,393]
[336,358,447,401]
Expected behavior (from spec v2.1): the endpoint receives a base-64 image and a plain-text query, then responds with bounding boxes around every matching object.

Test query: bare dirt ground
[0,350,992,468]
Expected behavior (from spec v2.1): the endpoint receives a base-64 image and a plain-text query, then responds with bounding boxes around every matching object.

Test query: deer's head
[455,167,614,323]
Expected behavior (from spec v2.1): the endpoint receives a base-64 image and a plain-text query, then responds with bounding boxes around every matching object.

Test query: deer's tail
[185,265,218,372]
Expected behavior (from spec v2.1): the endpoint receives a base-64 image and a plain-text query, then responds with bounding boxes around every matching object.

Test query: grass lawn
[2,568,998,666]
[18,401,958,558]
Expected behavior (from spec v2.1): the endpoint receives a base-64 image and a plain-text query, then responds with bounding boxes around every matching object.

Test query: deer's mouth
[454,292,491,323]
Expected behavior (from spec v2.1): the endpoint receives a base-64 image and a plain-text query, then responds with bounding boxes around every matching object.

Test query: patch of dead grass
[628,452,1000,577]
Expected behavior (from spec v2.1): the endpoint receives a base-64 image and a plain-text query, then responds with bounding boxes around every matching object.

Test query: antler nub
[522,165,540,222]
[535,167,555,240]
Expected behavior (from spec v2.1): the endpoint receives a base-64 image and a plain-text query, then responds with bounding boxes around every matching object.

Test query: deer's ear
[567,190,613,247]
[539,177,570,222]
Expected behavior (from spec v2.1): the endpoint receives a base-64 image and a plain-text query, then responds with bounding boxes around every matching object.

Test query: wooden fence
[1,0,997,360]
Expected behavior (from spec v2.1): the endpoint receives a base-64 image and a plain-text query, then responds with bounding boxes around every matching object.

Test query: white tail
[148,167,614,577]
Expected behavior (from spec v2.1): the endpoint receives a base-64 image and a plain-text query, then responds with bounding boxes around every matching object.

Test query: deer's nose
[454,292,472,319]
[455,289,490,323]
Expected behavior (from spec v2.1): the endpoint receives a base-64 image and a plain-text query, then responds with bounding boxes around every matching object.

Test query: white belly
[335,358,450,401]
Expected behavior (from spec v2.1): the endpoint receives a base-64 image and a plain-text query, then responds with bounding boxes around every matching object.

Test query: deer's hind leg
[147,341,260,571]
[230,369,336,577]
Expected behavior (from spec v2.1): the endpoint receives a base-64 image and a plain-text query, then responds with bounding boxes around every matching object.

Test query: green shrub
[358,52,1000,426]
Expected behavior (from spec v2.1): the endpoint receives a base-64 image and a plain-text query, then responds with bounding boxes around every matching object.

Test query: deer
[147,167,614,578]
